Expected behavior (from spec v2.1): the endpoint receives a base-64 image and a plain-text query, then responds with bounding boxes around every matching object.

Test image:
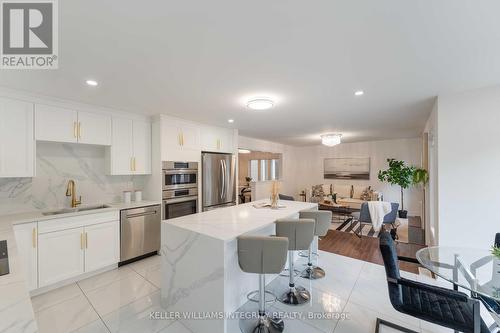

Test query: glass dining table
[417,246,500,329]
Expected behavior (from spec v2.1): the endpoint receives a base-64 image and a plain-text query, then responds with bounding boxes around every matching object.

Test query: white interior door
[84,221,119,272]
[0,98,34,177]
[38,228,85,287]
[35,104,78,143]
[77,111,111,145]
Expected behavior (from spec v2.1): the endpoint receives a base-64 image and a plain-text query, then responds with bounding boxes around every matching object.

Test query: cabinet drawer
[38,211,119,234]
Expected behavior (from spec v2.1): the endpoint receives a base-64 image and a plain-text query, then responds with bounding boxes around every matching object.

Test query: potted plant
[378,159,428,218]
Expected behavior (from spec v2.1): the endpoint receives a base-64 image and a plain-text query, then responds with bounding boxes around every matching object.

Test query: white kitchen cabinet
[77,111,112,145]
[84,221,119,272]
[38,227,85,288]
[180,122,200,151]
[0,97,34,177]
[161,116,200,161]
[108,116,151,175]
[35,104,78,143]
[13,222,38,291]
[200,126,234,154]
[35,104,111,146]
[132,120,152,174]
[108,117,134,175]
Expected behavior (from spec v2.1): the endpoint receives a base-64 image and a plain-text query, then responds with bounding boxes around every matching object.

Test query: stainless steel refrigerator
[202,152,236,211]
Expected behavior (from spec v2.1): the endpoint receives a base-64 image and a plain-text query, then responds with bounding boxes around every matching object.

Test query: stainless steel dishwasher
[120,204,161,265]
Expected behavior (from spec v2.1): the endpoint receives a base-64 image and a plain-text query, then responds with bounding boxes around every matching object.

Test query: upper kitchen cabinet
[161,116,200,161]
[0,97,34,178]
[107,116,151,175]
[132,120,151,174]
[35,104,111,146]
[200,125,234,154]
[35,104,78,143]
[77,111,112,145]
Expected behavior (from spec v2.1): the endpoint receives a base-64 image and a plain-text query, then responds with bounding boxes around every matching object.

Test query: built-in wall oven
[162,161,198,191]
[162,161,199,220]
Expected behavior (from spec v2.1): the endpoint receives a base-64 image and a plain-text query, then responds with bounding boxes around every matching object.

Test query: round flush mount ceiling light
[321,134,342,147]
[354,90,364,96]
[246,98,274,110]
[238,149,251,154]
[85,79,98,86]
[227,119,234,123]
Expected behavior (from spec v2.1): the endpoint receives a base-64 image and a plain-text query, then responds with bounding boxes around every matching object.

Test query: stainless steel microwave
[162,161,198,191]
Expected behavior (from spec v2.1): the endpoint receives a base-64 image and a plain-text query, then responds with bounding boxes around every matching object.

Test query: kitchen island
[160,199,317,333]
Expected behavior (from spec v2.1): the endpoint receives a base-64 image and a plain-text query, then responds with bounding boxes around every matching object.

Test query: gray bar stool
[238,235,289,333]
[275,218,315,305]
[299,209,332,279]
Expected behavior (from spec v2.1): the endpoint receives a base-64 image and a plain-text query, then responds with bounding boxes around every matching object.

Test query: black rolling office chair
[378,231,490,333]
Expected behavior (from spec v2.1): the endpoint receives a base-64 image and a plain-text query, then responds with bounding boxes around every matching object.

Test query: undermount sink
[42,204,111,216]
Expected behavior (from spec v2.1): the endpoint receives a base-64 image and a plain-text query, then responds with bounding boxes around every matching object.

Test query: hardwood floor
[319,229,426,274]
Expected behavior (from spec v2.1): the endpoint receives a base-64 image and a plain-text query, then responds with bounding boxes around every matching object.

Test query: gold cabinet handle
[78,122,82,139]
[181,133,184,146]
[85,232,88,249]
[32,227,36,248]
[73,122,78,138]
[130,157,134,171]
[80,233,84,250]
[133,157,136,171]
[177,133,181,146]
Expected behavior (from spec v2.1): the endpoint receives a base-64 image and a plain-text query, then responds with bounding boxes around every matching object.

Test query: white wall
[292,138,423,216]
[437,85,500,248]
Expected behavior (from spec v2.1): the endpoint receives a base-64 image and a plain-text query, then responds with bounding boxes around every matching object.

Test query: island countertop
[162,199,317,241]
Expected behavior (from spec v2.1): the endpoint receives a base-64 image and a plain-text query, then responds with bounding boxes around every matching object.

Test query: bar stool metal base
[278,268,300,277]
[298,250,318,258]
[239,313,284,333]
[301,265,326,280]
[247,290,277,304]
[279,286,311,305]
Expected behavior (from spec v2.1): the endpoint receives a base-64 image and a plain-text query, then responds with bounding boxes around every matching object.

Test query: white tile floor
[30,252,497,333]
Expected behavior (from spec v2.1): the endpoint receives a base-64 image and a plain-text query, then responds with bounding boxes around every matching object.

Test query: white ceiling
[1,0,500,146]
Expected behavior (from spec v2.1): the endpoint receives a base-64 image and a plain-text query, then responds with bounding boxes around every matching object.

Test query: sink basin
[42,204,111,216]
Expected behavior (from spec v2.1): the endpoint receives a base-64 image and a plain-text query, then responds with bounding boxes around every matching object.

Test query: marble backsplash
[0,142,147,215]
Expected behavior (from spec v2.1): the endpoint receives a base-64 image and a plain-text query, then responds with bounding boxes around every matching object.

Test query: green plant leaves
[377,158,416,189]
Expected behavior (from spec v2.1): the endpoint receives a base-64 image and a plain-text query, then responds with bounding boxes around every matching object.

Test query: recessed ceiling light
[238,149,251,154]
[321,134,342,147]
[246,98,274,110]
[227,119,234,123]
[354,90,364,96]
[85,79,98,86]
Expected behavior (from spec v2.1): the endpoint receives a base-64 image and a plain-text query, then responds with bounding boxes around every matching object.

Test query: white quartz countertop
[0,199,160,332]
[0,200,161,227]
[163,200,317,241]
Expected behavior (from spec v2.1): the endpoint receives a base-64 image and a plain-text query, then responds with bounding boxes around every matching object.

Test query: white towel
[367,201,392,232]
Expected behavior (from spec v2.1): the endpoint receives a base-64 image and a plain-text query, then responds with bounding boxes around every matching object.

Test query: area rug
[330,217,409,242]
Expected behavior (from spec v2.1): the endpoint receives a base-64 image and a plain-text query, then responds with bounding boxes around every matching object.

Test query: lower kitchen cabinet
[84,221,119,272]
[38,227,85,288]
[21,214,121,290]
[13,222,38,291]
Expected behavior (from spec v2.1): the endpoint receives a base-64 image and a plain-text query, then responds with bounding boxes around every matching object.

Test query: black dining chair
[495,233,500,247]
[378,231,490,333]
